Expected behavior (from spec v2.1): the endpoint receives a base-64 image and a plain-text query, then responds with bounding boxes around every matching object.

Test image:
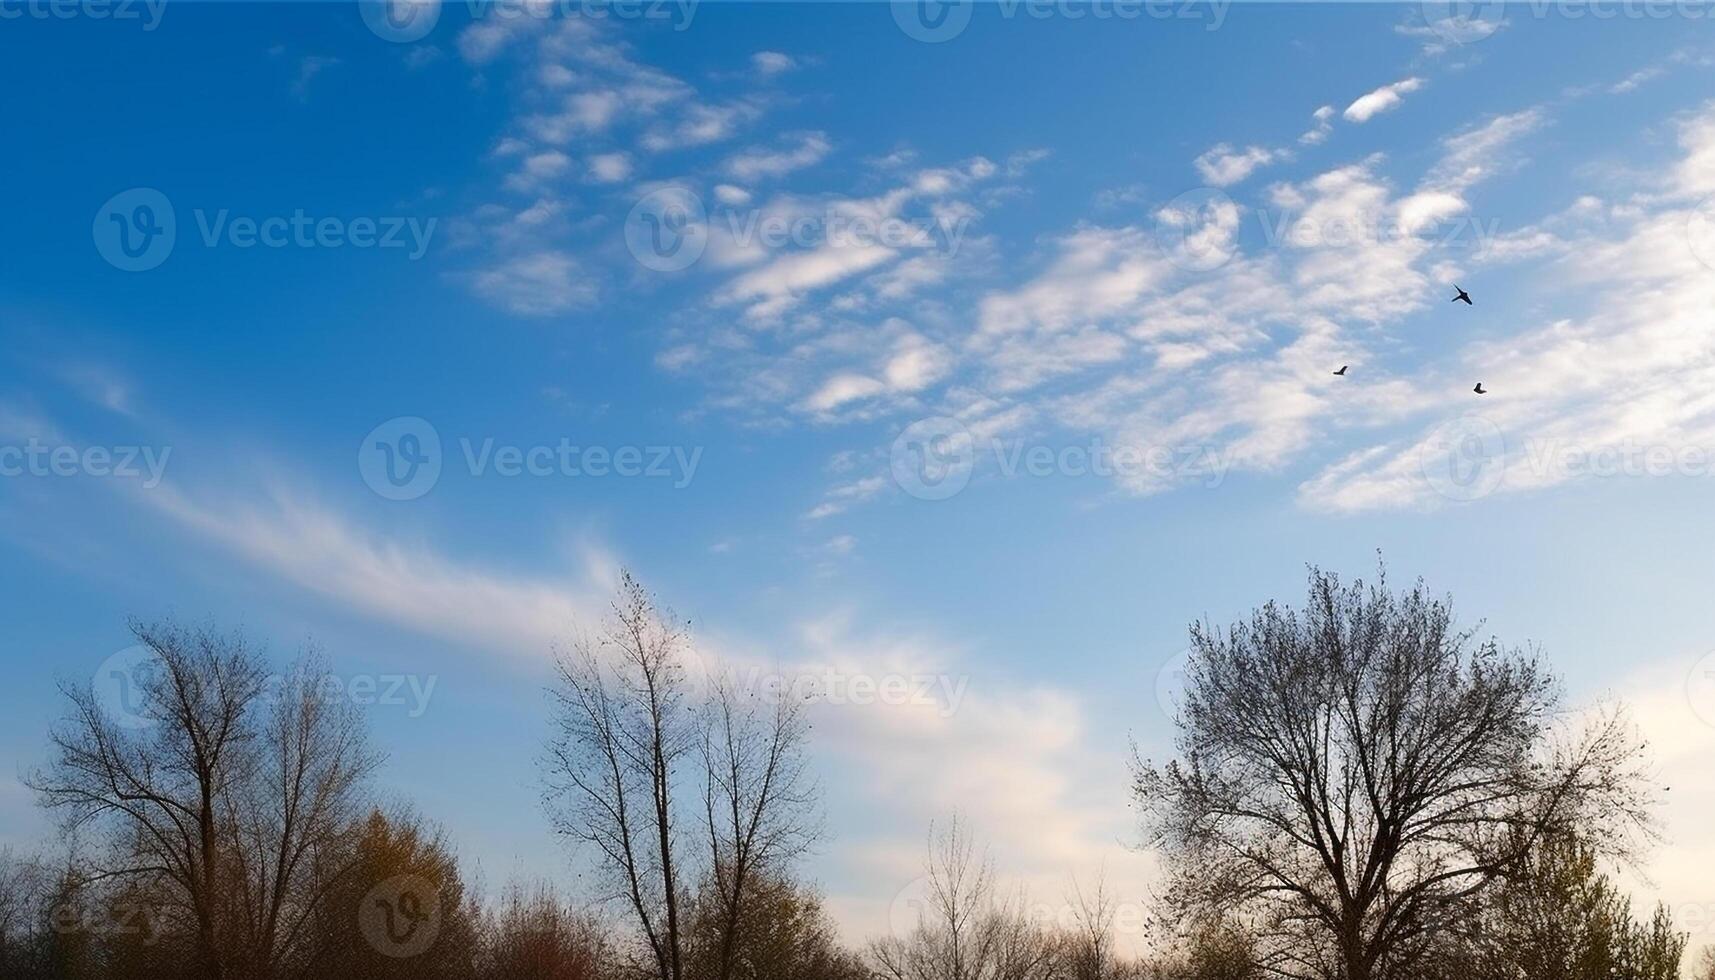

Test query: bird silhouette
[1452,285,1473,306]
[1473,383,1487,395]
[1333,365,1348,376]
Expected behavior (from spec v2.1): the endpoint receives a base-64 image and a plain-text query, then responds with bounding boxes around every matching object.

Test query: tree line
[1,566,1710,980]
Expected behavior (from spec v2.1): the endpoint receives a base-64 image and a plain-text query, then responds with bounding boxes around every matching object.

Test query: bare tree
[1063,871,1121,980]
[699,674,820,980]
[871,817,1061,980]
[29,621,379,980]
[0,848,49,978]
[543,573,824,980]
[1132,566,1654,980]
[543,573,699,980]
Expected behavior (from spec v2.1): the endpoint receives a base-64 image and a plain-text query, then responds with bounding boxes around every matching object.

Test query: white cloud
[1193,143,1277,186]
[527,90,625,142]
[713,184,752,206]
[472,250,596,317]
[1299,104,1336,146]
[586,151,632,183]
[1611,66,1666,94]
[1299,104,1715,512]
[1343,77,1424,123]
[751,50,797,76]
[140,484,615,659]
[725,132,832,182]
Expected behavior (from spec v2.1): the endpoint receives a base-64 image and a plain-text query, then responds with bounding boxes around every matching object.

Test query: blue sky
[6,0,1715,952]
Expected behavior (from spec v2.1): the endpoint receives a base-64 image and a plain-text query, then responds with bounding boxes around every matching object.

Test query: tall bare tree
[542,573,822,980]
[1133,566,1653,980]
[699,674,819,980]
[29,620,379,980]
[543,573,699,980]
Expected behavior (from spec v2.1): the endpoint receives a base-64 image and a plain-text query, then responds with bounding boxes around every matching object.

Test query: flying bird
[1452,285,1473,306]
[1473,383,1487,395]
[1333,365,1348,376]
